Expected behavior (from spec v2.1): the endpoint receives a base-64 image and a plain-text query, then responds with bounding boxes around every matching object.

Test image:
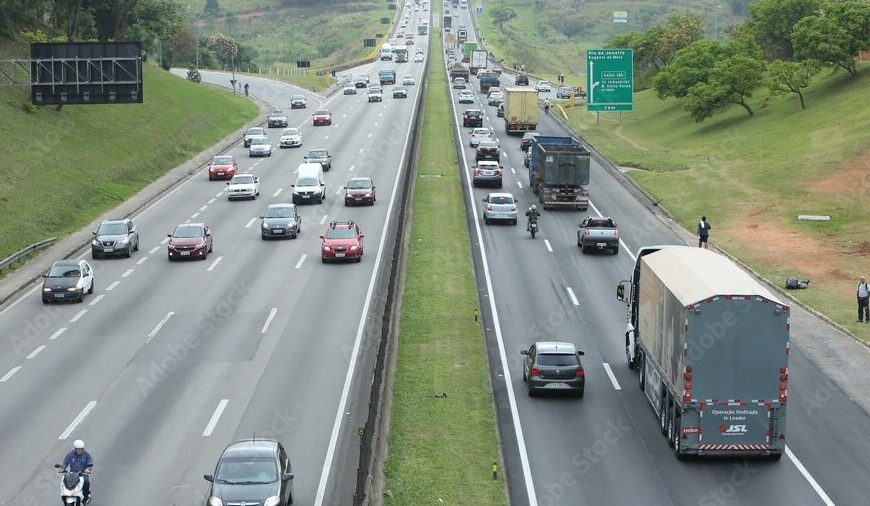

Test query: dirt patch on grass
[810,148,870,194]
[613,125,649,152]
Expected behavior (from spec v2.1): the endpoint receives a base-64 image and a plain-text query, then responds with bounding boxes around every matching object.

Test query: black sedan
[205,439,294,505]
[475,140,500,162]
[261,203,301,239]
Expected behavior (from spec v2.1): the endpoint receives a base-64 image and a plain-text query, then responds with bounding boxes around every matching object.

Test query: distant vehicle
[167,223,212,261]
[458,90,475,103]
[203,439,294,506]
[354,76,369,88]
[248,136,272,157]
[378,69,396,85]
[392,86,408,99]
[226,173,260,201]
[469,127,491,147]
[292,163,326,204]
[208,155,238,180]
[368,86,383,102]
[267,109,288,127]
[260,203,301,240]
[488,90,504,106]
[556,86,577,99]
[478,72,500,93]
[452,77,467,89]
[395,46,409,62]
[344,177,376,206]
[290,94,307,109]
[418,23,428,35]
[415,53,424,63]
[343,84,357,95]
[521,342,586,397]
[481,192,518,225]
[577,216,619,254]
[402,74,416,86]
[463,109,483,127]
[381,43,394,61]
[514,73,529,86]
[520,132,540,151]
[503,87,538,135]
[243,127,265,147]
[476,139,500,162]
[42,260,94,303]
[312,110,332,126]
[91,218,139,259]
[449,62,470,80]
[321,221,365,263]
[304,148,332,170]
[473,160,503,188]
[536,80,552,93]
[279,127,302,148]
[497,103,504,117]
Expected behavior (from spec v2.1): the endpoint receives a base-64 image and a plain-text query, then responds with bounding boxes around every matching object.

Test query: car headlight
[262,223,269,229]
[264,497,281,506]
[350,245,359,251]
[92,239,100,246]
[43,287,52,292]
[67,286,80,292]
[322,245,331,251]
[208,498,223,506]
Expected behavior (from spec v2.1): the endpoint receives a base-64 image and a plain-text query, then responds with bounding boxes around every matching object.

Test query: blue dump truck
[617,247,789,460]
[378,69,395,85]
[527,136,591,210]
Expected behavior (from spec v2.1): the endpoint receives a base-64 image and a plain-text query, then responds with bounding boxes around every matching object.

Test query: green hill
[0,63,257,263]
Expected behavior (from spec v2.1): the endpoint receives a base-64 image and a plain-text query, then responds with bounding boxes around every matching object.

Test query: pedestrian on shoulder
[697,216,711,248]
[858,276,870,323]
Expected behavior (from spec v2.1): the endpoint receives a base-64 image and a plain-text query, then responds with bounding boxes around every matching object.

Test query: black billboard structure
[30,42,143,106]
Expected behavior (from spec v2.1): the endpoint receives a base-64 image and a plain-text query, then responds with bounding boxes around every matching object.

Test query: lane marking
[373,121,379,127]
[215,191,223,198]
[146,311,175,343]
[517,181,523,189]
[511,167,516,174]
[199,205,208,212]
[206,256,223,272]
[105,281,120,292]
[58,401,97,440]
[349,164,355,172]
[602,363,622,390]
[148,246,160,255]
[122,269,134,278]
[202,399,229,437]
[0,366,21,383]
[26,345,46,360]
[136,257,148,265]
[261,307,278,334]
[69,309,87,322]
[295,254,308,269]
[320,215,328,224]
[324,135,329,140]
[245,217,257,229]
[50,327,67,340]
[208,198,216,204]
[786,446,835,506]
[367,133,373,139]
[342,114,348,118]
[191,212,200,219]
[161,237,170,245]
[89,294,105,306]
[544,239,553,252]
[274,188,283,197]
[336,187,343,195]
[358,148,365,154]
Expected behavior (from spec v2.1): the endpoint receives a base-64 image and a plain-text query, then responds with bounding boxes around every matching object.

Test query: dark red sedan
[167,223,213,261]
[208,155,238,181]
[343,177,376,206]
[320,221,364,263]
[312,110,332,126]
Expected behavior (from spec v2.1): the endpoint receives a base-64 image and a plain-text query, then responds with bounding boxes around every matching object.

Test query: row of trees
[607,0,870,122]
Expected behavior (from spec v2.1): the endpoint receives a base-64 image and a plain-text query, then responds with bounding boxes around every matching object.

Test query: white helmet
[531,204,537,210]
[73,440,85,449]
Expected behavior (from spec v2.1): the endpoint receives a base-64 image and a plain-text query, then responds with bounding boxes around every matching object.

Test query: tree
[746,0,821,60]
[653,39,728,99]
[683,53,766,121]
[655,13,705,66]
[207,32,238,69]
[489,4,517,30]
[204,0,220,18]
[766,59,819,109]
[792,13,863,75]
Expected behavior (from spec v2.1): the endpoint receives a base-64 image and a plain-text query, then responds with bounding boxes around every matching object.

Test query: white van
[380,43,393,61]
[292,163,326,204]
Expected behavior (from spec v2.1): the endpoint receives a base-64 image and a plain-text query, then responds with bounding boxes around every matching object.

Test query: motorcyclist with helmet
[526,204,540,231]
[59,439,93,503]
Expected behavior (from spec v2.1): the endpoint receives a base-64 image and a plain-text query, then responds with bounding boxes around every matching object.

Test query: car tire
[125,248,132,258]
[580,242,588,254]
[576,387,584,399]
[88,280,94,294]
[484,217,490,225]
[42,298,50,305]
[672,414,683,457]
[168,253,173,262]
[512,219,517,226]
[660,395,669,436]
[613,246,619,255]
[134,240,139,252]
[261,234,268,240]
[292,232,298,239]
[668,407,676,448]
[321,257,327,263]
[527,387,535,397]
[91,252,99,260]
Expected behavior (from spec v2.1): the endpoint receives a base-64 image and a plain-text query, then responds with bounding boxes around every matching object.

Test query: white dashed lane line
[320,215,328,224]
[245,217,257,229]
[208,198,216,204]
[136,257,148,265]
[517,181,523,189]
[49,327,67,340]
[199,205,208,212]
[261,308,278,334]
[202,399,229,437]
[566,287,580,306]
[26,345,46,360]
[274,188,283,197]
[69,309,87,323]
[122,269,134,278]
[324,135,329,140]
[89,294,105,306]
[295,254,308,269]
[602,363,622,390]
[105,281,120,291]
[0,366,21,383]
[215,191,223,198]
[367,133,372,138]
[511,167,516,174]
[146,311,175,343]
[349,164,355,172]
[58,401,97,440]
[148,246,160,255]
[358,148,365,154]
[191,212,200,219]
[206,256,223,272]
[544,240,553,252]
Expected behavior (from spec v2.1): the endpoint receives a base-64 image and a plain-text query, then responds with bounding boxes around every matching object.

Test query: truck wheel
[638,355,645,390]
[667,408,676,448]
[613,246,619,255]
[672,414,683,456]
[764,453,783,462]
[660,395,669,436]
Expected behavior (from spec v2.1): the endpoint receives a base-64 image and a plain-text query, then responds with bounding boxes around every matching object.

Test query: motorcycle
[529,220,538,238]
[54,465,89,505]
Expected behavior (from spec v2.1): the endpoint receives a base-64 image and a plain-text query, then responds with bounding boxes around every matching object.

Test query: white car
[248,136,272,157]
[343,84,357,95]
[458,90,475,104]
[403,75,416,86]
[488,91,504,106]
[469,127,492,147]
[536,80,552,93]
[453,77,467,89]
[415,54,424,63]
[41,259,94,303]
[226,173,260,200]
[279,127,302,148]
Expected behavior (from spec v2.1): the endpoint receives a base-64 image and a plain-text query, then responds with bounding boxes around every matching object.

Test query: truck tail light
[684,372,692,381]
[779,392,787,402]
[530,367,540,377]
[486,204,492,211]
[576,368,584,377]
[511,205,517,211]
[780,374,788,382]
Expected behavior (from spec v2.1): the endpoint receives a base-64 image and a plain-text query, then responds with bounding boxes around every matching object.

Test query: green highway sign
[586,49,633,112]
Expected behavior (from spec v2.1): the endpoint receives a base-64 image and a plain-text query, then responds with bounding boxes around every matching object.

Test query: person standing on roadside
[697,216,711,248]
[858,276,870,323]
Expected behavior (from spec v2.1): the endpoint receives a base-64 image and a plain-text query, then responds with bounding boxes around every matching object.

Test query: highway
[444,3,870,506]
[0,5,430,504]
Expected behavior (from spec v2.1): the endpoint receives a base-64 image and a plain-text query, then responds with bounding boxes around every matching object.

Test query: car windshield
[297,177,319,186]
[479,141,498,148]
[347,179,372,189]
[246,128,263,136]
[326,229,357,239]
[473,129,489,136]
[488,196,513,205]
[173,226,203,238]
[251,138,268,145]
[47,264,80,277]
[213,156,233,165]
[97,223,127,235]
[308,150,327,158]
[315,111,329,116]
[270,110,283,115]
[283,129,299,136]
[231,175,254,184]
[292,95,304,101]
[265,207,293,218]
[215,457,278,485]
[537,353,579,367]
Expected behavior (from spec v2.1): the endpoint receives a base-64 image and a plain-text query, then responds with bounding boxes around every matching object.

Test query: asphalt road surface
[0,6,430,505]
[445,4,870,506]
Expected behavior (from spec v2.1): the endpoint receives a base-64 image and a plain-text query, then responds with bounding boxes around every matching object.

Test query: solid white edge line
[202,398,229,437]
[146,311,175,342]
[448,54,540,505]
[88,294,105,306]
[261,307,278,334]
[49,327,67,340]
[313,60,423,506]
[602,362,622,391]
[148,246,160,255]
[26,345,46,360]
[544,239,553,252]
[58,400,97,440]
[0,366,22,383]
[786,446,836,505]
[105,281,120,292]
[206,256,223,272]
[245,217,257,229]
[319,215,328,225]
[295,254,308,269]
[69,309,87,322]
[566,287,580,306]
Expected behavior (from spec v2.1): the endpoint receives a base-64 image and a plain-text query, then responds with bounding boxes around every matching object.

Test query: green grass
[563,65,870,341]
[235,69,335,92]
[0,64,258,262]
[383,19,508,505]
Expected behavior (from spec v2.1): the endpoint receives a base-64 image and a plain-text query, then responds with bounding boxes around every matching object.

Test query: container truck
[527,136,590,210]
[443,15,452,32]
[470,50,487,75]
[502,87,537,135]
[616,247,789,460]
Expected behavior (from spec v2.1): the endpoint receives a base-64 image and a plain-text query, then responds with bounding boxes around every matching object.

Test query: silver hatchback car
[521,341,586,397]
[482,192,518,225]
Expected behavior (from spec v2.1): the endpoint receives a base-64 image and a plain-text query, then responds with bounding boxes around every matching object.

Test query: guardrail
[0,238,57,274]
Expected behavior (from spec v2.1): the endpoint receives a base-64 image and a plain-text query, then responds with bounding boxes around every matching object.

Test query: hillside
[0,63,257,263]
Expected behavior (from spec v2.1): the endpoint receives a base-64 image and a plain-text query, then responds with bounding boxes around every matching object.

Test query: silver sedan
[482,192,519,225]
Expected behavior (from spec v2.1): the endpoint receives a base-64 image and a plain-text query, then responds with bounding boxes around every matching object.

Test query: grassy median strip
[383,24,508,506]
[0,64,257,261]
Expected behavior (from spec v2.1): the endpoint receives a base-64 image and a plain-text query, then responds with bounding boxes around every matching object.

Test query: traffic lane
[191,69,326,110]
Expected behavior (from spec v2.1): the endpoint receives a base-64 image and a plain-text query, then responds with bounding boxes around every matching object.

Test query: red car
[312,110,332,126]
[208,155,238,181]
[167,223,213,261]
[320,221,364,262]
[344,177,376,206]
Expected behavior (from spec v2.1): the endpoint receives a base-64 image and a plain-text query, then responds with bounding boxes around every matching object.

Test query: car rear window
[537,353,579,367]
[326,229,357,239]
[231,175,254,184]
[489,196,513,205]
[213,156,233,165]
[308,150,327,157]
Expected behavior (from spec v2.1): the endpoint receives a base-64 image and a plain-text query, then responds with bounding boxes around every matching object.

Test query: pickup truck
[577,217,619,254]
[378,70,396,85]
